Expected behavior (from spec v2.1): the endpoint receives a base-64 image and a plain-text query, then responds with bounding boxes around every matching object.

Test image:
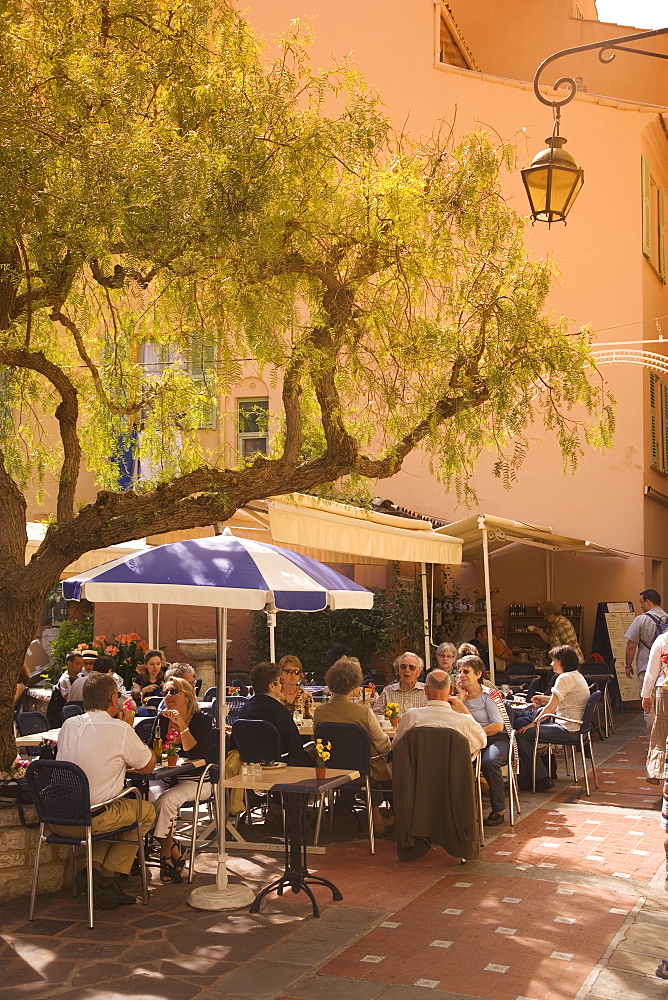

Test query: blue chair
[224,697,248,725]
[231,719,281,763]
[194,678,202,695]
[230,720,282,827]
[61,703,84,722]
[25,760,148,929]
[312,722,377,854]
[203,686,217,703]
[144,695,163,709]
[532,690,602,796]
[134,717,158,746]
[15,712,50,756]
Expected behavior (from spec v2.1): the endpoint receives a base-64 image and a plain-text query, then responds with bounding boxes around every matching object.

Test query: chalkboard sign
[591,601,638,701]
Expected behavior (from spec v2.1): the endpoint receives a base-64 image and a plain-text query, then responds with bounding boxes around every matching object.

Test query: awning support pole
[155,604,161,649]
[480,519,495,685]
[421,562,431,672]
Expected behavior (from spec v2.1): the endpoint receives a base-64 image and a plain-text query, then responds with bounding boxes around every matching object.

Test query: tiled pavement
[1,710,666,1000]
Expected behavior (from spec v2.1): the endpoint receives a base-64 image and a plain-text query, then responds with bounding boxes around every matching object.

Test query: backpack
[639,611,668,649]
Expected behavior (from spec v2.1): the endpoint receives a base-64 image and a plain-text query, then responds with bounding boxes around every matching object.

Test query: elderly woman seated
[313,656,393,834]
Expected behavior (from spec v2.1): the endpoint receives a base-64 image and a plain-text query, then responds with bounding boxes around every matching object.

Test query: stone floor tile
[281,973,388,999]
[209,959,310,999]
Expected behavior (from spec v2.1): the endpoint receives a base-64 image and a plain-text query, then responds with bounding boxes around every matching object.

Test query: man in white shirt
[67,649,98,701]
[57,651,84,699]
[392,670,487,754]
[625,590,668,727]
[55,673,156,908]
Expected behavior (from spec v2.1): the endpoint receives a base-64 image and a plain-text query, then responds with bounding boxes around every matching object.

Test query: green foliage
[250,590,388,678]
[48,613,94,680]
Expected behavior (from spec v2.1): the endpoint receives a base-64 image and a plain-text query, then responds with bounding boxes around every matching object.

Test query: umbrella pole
[188,604,254,910]
[147,603,154,649]
[267,606,276,662]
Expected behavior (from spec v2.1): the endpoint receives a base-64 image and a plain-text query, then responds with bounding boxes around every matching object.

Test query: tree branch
[0,348,81,522]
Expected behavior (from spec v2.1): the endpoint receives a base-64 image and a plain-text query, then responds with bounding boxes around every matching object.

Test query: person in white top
[57,651,84,699]
[55,673,156,908]
[641,631,668,782]
[392,669,487,754]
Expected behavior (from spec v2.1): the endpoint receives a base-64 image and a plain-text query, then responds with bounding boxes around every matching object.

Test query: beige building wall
[236,0,668,650]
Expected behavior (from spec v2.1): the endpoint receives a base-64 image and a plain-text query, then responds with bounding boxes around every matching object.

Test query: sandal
[160,857,182,884]
[170,842,186,873]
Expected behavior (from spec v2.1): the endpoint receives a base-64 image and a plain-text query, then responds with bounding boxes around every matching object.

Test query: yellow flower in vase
[385,702,400,719]
[315,739,331,768]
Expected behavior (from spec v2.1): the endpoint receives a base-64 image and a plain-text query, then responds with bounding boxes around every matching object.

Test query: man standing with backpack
[625,590,668,729]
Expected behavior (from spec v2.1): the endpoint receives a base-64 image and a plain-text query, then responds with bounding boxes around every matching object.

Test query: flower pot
[166,755,179,767]
[315,767,327,779]
[389,717,399,729]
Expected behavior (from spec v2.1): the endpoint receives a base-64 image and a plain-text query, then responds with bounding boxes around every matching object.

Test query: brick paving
[0,709,666,1000]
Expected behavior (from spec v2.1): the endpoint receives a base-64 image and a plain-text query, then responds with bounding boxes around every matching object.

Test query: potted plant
[314,738,331,779]
[385,702,400,728]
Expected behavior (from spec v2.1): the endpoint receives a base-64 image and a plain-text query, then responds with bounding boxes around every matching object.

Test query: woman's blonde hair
[278,654,303,674]
[165,675,197,721]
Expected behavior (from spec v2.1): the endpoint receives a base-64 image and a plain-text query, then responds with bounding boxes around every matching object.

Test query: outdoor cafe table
[221,765,360,917]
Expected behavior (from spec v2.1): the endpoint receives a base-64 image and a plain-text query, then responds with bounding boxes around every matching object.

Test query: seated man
[373,652,427,717]
[55,672,156,909]
[232,661,312,766]
[66,649,98,701]
[393,669,487,754]
[58,650,85,699]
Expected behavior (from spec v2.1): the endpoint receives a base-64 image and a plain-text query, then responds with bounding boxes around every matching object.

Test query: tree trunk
[0,593,43,772]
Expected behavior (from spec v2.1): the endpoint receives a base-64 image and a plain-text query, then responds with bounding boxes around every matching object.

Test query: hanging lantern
[521,121,584,226]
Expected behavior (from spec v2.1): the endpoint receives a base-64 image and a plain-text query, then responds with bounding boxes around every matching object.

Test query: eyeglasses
[399,663,418,670]
[282,668,302,675]
[163,688,179,695]
[437,653,455,659]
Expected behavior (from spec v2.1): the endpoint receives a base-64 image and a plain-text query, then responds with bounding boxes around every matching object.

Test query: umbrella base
[187,882,255,911]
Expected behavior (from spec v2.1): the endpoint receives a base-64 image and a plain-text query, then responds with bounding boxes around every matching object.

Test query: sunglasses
[282,668,302,675]
[163,688,179,695]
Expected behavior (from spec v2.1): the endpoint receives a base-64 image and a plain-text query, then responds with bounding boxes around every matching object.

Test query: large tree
[0,0,612,767]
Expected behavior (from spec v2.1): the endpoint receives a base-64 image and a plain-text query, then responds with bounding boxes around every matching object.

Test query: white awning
[437,513,627,560]
[266,494,462,565]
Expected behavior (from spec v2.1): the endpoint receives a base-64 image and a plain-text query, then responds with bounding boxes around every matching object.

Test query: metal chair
[532,690,602,796]
[182,727,221,883]
[203,686,217,703]
[580,663,615,737]
[144,695,163,709]
[222,696,248,725]
[194,678,202,695]
[312,722,377,854]
[25,760,148,929]
[61,703,84,722]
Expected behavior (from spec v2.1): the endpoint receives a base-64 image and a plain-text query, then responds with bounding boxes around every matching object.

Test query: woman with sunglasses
[278,654,314,719]
[148,676,212,884]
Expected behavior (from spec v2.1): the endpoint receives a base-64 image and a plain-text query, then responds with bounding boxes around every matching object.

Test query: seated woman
[455,655,510,827]
[313,656,393,834]
[148,676,212,883]
[515,644,591,792]
[278,654,314,719]
[15,662,30,706]
[434,642,458,677]
[132,649,166,704]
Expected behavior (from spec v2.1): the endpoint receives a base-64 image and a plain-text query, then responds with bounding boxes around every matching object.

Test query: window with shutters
[641,156,666,282]
[187,334,217,430]
[237,398,269,459]
[649,370,668,472]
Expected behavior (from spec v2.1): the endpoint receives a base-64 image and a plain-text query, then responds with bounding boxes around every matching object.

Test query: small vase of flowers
[315,738,331,779]
[385,702,400,728]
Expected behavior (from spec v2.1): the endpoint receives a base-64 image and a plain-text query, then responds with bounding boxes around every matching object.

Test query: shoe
[646,776,661,785]
[103,876,138,905]
[373,815,395,836]
[73,869,120,910]
[160,858,182,884]
[483,811,505,826]
[170,842,186,873]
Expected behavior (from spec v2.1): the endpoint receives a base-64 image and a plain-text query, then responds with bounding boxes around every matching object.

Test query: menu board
[591,601,637,701]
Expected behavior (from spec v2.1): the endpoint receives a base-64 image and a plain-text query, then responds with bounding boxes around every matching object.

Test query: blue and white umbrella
[63,529,373,911]
[62,531,373,612]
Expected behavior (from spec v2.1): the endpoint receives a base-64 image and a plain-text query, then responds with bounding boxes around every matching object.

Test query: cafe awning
[438,513,627,561]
